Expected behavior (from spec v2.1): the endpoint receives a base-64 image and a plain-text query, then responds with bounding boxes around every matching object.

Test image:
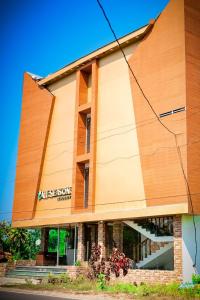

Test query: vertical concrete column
[40,227,49,253]
[36,228,49,266]
[77,223,85,261]
[173,215,183,282]
[40,228,46,252]
[113,221,123,251]
[98,221,106,258]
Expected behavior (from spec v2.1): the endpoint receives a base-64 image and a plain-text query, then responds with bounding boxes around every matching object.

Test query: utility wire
[1,136,200,184]
[13,105,200,169]
[96,0,198,268]
[175,139,198,269]
[15,102,200,158]
[10,143,189,178]
[0,191,198,215]
[14,104,200,168]
[96,0,176,136]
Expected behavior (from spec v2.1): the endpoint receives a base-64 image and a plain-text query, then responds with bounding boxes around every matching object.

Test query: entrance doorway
[46,226,78,266]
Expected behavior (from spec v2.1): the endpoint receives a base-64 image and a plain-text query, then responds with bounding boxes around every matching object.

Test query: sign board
[38,187,72,201]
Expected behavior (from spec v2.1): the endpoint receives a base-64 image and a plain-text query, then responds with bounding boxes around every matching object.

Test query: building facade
[12,0,200,283]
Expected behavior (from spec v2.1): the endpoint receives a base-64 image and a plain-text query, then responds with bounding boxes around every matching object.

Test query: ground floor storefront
[3,215,198,284]
[34,215,184,283]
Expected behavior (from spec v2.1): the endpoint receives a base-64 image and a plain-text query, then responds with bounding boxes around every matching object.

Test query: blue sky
[0,0,169,221]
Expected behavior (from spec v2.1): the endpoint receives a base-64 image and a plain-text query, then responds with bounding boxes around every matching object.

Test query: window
[159,107,185,118]
[86,114,91,153]
[84,163,89,208]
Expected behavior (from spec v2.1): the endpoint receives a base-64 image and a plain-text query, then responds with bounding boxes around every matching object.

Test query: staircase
[133,238,173,269]
[124,219,173,242]
[6,266,68,279]
[124,217,174,269]
[136,217,173,236]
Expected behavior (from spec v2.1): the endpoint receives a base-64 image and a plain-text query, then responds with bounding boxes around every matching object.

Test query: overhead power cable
[10,138,200,180]
[96,0,198,269]
[8,104,199,173]
[11,105,200,170]
[20,106,200,166]
[13,102,200,160]
[1,191,199,216]
[2,136,200,183]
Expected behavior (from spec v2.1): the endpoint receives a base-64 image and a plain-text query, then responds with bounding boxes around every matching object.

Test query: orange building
[12,0,200,283]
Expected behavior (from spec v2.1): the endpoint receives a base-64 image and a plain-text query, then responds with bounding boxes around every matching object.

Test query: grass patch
[2,276,200,298]
[106,283,137,294]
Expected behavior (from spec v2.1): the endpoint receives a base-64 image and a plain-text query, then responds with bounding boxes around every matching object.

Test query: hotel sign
[38,187,72,201]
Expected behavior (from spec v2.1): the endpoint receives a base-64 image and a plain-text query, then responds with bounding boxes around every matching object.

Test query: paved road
[0,290,117,300]
[0,290,76,300]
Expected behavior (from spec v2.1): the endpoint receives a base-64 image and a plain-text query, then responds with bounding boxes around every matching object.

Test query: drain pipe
[73,225,77,265]
[56,226,60,266]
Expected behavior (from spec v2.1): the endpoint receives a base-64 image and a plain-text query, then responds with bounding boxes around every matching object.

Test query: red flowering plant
[88,243,130,281]
[109,247,130,277]
[87,243,110,280]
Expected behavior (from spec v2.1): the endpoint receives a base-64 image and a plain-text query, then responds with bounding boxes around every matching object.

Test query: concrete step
[6,266,68,279]
[6,271,65,276]
[15,266,67,272]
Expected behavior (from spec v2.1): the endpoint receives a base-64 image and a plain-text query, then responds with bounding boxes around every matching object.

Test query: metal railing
[133,238,152,263]
[136,217,173,236]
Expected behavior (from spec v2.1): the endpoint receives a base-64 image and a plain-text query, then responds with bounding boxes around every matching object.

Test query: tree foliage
[0,220,41,260]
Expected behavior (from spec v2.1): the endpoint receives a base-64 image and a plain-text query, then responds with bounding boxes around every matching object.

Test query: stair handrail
[136,217,173,236]
[133,238,152,263]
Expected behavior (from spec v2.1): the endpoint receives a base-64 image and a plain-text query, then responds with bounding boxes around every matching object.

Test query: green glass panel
[48,229,70,256]
[48,229,58,253]
[59,229,67,256]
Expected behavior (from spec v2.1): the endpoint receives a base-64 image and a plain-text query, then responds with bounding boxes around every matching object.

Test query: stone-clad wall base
[1,260,36,273]
[77,223,85,261]
[98,222,106,257]
[6,260,36,270]
[15,260,36,266]
[66,267,181,284]
[113,222,123,251]
[110,269,181,284]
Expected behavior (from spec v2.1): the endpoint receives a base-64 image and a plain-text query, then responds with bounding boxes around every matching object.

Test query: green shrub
[74,260,81,266]
[192,273,200,285]
[47,273,71,285]
[97,273,106,290]
[179,286,197,298]
[59,273,70,284]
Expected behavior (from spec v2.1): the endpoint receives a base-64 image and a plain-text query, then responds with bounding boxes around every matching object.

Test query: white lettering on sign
[38,187,72,201]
